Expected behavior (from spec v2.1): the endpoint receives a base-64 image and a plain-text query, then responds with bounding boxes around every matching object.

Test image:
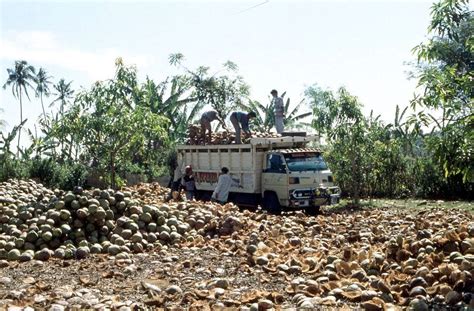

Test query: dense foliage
[412,0,473,183]
[0,57,252,189]
[302,0,472,204]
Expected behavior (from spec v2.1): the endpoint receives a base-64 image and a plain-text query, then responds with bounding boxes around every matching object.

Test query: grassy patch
[325,198,473,214]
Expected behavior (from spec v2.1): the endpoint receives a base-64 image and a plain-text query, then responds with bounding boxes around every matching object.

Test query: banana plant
[0,119,27,159]
[138,76,199,144]
[239,92,312,132]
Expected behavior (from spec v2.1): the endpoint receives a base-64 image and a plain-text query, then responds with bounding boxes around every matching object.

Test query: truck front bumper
[288,186,340,207]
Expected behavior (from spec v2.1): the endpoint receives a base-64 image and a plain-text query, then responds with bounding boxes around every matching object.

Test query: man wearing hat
[271,89,285,134]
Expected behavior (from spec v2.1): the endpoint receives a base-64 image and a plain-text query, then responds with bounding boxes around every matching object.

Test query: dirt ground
[1,197,473,310]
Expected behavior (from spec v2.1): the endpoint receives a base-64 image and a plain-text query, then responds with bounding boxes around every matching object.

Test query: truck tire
[263,192,281,215]
[305,205,320,216]
[196,190,212,202]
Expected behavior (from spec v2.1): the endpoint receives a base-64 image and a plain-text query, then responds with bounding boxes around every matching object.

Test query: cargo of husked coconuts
[186,124,281,145]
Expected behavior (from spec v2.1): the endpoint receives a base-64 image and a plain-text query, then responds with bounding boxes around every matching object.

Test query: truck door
[262,153,288,205]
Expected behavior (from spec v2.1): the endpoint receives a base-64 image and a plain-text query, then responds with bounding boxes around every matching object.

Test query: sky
[0,0,437,138]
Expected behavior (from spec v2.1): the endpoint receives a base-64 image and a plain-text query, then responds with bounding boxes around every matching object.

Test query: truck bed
[177,144,263,193]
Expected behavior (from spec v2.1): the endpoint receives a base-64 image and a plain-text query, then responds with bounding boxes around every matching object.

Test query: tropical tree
[73,58,169,188]
[240,93,312,132]
[169,53,250,130]
[51,79,74,114]
[411,0,473,182]
[35,68,53,119]
[191,62,250,127]
[2,60,36,155]
[138,75,197,143]
[307,85,368,205]
[384,105,424,157]
[0,119,28,180]
[50,79,74,154]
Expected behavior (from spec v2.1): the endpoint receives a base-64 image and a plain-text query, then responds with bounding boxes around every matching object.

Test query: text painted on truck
[196,172,219,183]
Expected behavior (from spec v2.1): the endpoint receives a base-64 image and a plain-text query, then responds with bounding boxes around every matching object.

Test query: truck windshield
[284,153,328,171]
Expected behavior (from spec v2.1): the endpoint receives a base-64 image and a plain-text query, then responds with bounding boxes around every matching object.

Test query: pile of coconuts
[0,179,242,262]
[186,124,282,145]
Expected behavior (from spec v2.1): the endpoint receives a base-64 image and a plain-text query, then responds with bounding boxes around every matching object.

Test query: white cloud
[0,30,151,81]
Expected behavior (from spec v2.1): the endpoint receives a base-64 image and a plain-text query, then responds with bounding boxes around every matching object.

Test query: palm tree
[51,79,74,114]
[50,79,74,156]
[2,60,36,155]
[35,68,53,120]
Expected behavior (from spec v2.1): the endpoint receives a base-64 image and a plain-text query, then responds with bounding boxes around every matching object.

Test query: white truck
[176,133,340,214]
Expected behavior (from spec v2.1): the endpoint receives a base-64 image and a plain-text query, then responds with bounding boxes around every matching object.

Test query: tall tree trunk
[68,136,73,161]
[34,125,39,157]
[350,137,360,206]
[60,104,64,157]
[17,90,23,157]
[110,151,116,189]
[351,154,360,206]
[40,94,46,120]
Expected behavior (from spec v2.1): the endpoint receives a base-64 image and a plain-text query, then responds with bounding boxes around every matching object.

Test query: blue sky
[1,0,436,136]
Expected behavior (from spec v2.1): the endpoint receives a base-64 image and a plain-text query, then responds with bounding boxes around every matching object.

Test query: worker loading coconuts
[199,110,227,145]
[229,111,256,144]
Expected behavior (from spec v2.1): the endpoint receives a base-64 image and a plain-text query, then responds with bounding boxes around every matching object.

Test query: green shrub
[0,158,29,181]
[29,157,87,190]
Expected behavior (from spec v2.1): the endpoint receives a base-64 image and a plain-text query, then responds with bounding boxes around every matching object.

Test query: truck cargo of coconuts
[176,131,340,214]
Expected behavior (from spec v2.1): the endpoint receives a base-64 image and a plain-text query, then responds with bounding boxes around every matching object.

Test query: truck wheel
[305,205,320,216]
[195,190,211,201]
[264,193,281,215]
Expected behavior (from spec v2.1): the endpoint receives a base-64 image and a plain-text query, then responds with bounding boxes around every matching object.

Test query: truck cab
[262,148,340,214]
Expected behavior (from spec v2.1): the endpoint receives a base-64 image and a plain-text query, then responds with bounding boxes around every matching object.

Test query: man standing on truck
[230,111,256,144]
[212,167,233,204]
[200,110,227,144]
[271,89,285,134]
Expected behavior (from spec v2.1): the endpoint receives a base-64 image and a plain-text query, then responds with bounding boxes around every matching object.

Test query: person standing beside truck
[230,111,256,144]
[271,89,285,134]
[212,167,233,204]
[165,157,183,202]
[182,165,196,201]
[200,110,227,144]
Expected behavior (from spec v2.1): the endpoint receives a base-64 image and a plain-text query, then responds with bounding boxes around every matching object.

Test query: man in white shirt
[212,167,233,204]
[271,89,285,134]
